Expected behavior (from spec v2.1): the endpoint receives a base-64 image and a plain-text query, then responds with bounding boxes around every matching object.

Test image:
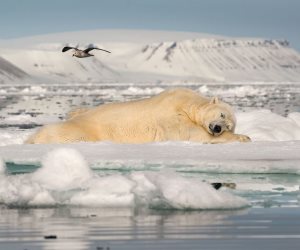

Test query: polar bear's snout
[208,121,227,136]
[209,123,222,134]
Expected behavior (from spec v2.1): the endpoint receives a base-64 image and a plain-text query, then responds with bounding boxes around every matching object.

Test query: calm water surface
[1,207,300,250]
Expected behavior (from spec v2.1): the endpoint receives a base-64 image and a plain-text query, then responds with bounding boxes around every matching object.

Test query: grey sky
[0,0,299,50]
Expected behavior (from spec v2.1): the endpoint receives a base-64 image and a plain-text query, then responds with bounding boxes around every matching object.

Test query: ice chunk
[131,172,249,210]
[0,156,248,209]
[70,175,135,207]
[32,148,93,190]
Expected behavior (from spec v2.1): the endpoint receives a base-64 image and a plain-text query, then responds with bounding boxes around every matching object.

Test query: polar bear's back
[72,88,209,122]
[26,88,216,144]
[58,88,209,142]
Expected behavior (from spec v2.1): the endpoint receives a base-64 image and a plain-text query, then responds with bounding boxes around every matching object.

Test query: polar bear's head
[198,97,236,136]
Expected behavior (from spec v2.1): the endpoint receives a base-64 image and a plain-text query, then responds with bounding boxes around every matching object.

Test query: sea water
[0,83,300,249]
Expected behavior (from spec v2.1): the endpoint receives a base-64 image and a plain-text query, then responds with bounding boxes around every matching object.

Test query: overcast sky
[0,0,299,50]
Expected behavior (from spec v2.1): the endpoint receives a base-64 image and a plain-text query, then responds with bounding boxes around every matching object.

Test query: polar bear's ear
[210,97,219,104]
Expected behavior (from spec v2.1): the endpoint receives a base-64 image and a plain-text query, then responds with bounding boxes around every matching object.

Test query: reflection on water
[0,207,246,250]
[0,207,300,250]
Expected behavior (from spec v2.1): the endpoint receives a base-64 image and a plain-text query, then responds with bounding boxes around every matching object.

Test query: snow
[0,55,28,83]
[0,129,32,146]
[32,148,93,190]
[236,110,300,141]
[1,140,300,174]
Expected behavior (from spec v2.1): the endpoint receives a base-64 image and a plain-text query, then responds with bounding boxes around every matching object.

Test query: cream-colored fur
[26,88,250,144]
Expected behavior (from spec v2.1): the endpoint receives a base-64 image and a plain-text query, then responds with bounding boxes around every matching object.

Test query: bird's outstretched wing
[83,47,111,54]
[62,46,78,52]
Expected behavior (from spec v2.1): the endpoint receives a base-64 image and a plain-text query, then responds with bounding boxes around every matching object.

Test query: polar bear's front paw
[236,134,251,142]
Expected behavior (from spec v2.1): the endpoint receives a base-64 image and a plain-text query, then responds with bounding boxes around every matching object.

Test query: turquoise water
[6,162,41,174]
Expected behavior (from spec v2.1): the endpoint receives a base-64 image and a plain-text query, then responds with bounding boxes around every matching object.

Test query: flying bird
[62,46,111,58]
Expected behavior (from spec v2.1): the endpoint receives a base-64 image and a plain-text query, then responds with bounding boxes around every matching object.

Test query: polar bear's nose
[213,125,222,133]
[209,124,222,134]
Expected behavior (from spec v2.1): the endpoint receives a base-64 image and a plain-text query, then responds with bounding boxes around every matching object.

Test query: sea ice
[0,109,299,209]
[131,171,248,209]
[32,148,93,190]
[0,148,248,209]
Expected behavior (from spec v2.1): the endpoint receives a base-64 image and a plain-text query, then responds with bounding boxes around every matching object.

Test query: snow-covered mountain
[0,48,120,83]
[0,56,28,83]
[131,39,300,82]
[0,30,300,83]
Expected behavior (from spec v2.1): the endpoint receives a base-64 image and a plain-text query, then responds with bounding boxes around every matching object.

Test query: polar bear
[26,88,250,144]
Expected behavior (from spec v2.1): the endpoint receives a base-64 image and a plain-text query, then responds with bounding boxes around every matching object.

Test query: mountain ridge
[0,56,29,83]
[0,30,300,83]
